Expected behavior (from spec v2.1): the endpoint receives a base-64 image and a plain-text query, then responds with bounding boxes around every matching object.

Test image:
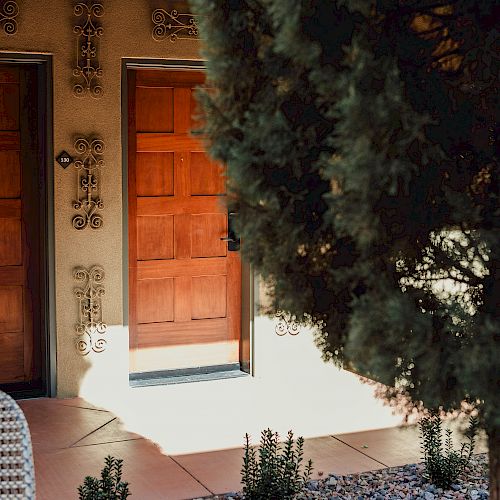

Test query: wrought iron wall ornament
[275,310,300,336]
[73,1,103,97]
[0,0,19,35]
[152,8,199,42]
[74,266,107,355]
[72,137,104,230]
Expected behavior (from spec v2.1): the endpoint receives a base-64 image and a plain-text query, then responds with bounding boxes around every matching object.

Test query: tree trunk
[490,427,500,500]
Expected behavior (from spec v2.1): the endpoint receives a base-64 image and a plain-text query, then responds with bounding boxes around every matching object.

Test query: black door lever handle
[222,212,240,251]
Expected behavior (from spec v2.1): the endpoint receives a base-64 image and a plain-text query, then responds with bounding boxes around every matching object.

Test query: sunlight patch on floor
[78,318,402,455]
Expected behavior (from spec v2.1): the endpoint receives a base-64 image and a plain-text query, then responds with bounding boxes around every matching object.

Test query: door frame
[0,53,55,398]
[121,58,254,378]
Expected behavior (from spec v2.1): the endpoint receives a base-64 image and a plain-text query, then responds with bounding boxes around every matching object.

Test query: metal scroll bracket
[72,137,104,230]
[152,7,200,42]
[0,0,19,35]
[73,1,104,97]
[275,310,301,336]
[74,266,107,355]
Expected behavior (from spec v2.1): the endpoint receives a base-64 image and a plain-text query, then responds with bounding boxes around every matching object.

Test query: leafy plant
[241,428,313,499]
[420,412,479,489]
[78,455,131,499]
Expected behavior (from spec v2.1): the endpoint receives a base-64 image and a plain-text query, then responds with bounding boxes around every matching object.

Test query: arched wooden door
[128,68,242,374]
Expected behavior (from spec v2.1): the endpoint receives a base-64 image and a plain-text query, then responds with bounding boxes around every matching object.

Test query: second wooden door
[0,63,44,395]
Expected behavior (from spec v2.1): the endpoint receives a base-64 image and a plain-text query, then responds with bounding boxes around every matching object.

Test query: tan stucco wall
[1,0,202,396]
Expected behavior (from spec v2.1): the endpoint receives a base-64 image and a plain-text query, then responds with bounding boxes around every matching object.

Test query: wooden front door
[0,64,43,394]
[128,69,241,374]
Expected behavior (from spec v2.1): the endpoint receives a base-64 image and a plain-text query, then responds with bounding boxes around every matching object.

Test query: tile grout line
[330,435,389,469]
[168,455,215,497]
[69,417,117,448]
[71,437,143,448]
[60,403,110,413]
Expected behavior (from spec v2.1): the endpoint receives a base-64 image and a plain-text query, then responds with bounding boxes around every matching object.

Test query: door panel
[0,218,22,266]
[0,286,23,334]
[136,87,174,132]
[190,153,226,195]
[137,278,175,324]
[136,152,174,196]
[191,275,227,319]
[0,151,21,197]
[129,69,242,373]
[136,215,174,260]
[191,213,227,257]
[0,83,19,130]
[0,332,24,383]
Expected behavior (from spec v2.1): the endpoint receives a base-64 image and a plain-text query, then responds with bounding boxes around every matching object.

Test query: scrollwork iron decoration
[275,310,301,336]
[72,137,104,230]
[0,0,19,35]
[152,8,199,42]
[73,1,103,97]
[74,266,107,355]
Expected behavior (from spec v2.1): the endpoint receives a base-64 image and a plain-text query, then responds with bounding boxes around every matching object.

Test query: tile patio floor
[18,397,487,500]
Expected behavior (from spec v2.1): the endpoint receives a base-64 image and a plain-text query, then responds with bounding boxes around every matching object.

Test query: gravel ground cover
[202,453,489,500]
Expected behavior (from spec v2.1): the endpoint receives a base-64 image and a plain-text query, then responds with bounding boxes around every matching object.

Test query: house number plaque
[56,151,74,169]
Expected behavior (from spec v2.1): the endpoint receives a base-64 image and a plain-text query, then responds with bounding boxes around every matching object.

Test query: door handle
[220,212,240,251]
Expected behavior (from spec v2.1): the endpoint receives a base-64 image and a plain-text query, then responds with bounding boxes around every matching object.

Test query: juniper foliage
[189,0,499,494]
[77,456,130,500]
[241,429,313,499]
[420,413,479,488]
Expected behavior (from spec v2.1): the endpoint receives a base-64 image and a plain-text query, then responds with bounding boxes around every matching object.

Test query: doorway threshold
[129,363,248,387]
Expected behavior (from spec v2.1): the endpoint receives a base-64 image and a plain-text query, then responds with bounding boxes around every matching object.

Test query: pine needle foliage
[420,413,479,489]
[78,456,131,500]
[189,0,498,491]
[241,429,313,499]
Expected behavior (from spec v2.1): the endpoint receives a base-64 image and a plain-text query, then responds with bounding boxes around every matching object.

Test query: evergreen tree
[190,0,499,494]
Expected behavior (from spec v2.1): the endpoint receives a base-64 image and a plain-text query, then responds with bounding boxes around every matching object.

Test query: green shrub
[241,428,313,499]
[420,412,479,489]
[78,455,131,499]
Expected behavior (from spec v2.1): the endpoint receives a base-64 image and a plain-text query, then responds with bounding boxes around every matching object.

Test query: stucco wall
[1,0,202,396]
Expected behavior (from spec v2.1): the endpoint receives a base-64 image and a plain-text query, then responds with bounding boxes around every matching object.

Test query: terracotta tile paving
[335,422,488,469]
[303,436,386,477]
[19,399,115,451]
[71,417,142,447]
[172,447,244,495]
[34,440,211,500]
[16,397,485,500]
[334,426,423,468]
